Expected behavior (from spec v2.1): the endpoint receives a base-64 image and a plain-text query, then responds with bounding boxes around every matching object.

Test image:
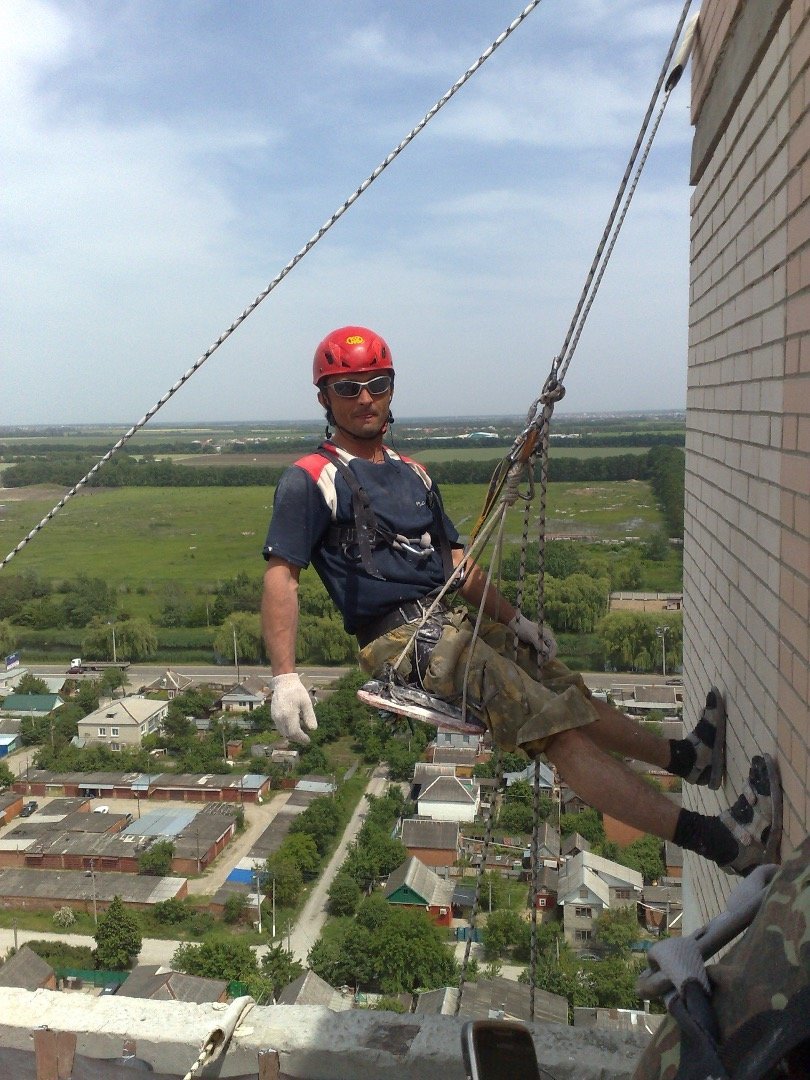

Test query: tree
[277,832,320,877]
[260,944,304,997]
[0,761,13,789]
[94,896,142,970]
[593,906,638,956]
[0,620,16,657]
[497,801,534,834]
[481,909,526,960]
[99,667,127,697]
[559,808,604,845]
[223,894,248,924]
[264,854,303,906]
[618,835,664,884]
[327,872,362,916]
[172,938,258,982]
[138,840,175,877]
[214,612,263,664]
[16,673,49,695]
[82,617,157,661]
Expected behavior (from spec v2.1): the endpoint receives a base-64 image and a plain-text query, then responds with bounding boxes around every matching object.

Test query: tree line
[2,446,682,490]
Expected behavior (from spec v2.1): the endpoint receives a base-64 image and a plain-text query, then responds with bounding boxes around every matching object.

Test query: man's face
[319,372,394,440]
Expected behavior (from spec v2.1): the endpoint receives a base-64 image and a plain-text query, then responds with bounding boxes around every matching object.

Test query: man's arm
[261,556,301,674]
[454,549,516,624]
[453,549,557,662]
[262,556,318,744]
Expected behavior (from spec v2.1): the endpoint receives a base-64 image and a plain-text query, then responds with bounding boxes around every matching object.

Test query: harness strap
[315,444,455,582]
[316,445,385,580]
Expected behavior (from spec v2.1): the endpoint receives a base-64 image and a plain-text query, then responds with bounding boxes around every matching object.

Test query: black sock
[673,808,738,865]
[668,738,697,779]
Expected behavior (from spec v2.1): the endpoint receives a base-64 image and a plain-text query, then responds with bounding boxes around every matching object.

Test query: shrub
[52,906,76,929]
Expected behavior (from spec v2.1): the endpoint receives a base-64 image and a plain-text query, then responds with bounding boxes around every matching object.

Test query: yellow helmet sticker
[346,335,364,344]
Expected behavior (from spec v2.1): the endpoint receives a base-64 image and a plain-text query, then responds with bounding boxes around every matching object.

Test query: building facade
[685,0,810,923]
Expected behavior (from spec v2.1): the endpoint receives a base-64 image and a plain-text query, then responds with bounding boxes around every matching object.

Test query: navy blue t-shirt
[263,443,459,634]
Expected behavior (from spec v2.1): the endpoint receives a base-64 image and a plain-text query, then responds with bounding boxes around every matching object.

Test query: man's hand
[271,673,318,745]
[508,613,558,663]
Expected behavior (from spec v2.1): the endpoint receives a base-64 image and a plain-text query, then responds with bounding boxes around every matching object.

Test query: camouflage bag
[632,834,810,1079]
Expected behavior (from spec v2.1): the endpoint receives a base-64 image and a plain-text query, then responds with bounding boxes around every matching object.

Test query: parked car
[93,805,110,814]
[20,801,38,818]
[100,984,119,996]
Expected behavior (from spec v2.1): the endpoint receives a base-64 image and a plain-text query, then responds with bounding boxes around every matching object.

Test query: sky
[3,0,696,426]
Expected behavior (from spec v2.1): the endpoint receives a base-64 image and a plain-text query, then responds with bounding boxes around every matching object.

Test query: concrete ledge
[0,988,652,1078]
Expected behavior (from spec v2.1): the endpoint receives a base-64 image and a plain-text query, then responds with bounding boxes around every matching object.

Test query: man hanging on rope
[261,326,782,877]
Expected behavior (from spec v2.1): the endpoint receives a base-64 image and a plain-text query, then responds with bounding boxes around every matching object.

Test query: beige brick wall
[685,0,809,925]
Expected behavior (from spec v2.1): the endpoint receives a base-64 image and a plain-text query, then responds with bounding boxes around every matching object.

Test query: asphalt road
[28,662,352,694]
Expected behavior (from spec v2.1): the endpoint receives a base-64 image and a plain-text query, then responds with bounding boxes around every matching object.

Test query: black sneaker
[683,688,726,789]
[719,755,782,876]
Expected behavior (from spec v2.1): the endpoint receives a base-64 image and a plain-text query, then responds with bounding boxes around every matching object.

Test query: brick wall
[685,0,809,925]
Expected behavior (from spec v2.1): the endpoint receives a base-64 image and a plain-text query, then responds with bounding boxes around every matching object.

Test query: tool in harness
[313,443,455,583]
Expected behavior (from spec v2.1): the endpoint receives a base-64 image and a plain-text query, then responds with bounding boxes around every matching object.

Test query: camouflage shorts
[358,606,597,754]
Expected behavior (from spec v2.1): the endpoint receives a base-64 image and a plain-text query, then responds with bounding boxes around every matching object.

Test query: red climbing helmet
[312,326,393,386]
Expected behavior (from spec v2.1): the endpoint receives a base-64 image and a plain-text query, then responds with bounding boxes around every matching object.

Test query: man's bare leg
[542,726,679,838]
[582,697,671,769]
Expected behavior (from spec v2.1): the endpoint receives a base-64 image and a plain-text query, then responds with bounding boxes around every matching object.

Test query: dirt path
[279,767,389,963]
[185,790,292,896]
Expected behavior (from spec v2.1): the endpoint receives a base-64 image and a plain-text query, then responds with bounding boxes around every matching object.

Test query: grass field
[0,480,666,610]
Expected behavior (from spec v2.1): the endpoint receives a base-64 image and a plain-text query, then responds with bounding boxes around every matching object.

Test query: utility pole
[253,864,262,934]
[89,859,98,926]
[232,624,240,684]
[655,625,669,677]
[271,875,276,939]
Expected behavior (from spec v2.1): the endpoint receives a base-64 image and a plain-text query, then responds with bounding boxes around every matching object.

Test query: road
[280,767,390,964]
[28,663,351,694]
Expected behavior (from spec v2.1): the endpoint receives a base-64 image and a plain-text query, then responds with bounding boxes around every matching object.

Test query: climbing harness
[304,443,456,584]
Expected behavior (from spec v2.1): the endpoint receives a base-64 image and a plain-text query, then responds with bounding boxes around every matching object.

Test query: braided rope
[0,0,546,573]
[181,1037,217,1080]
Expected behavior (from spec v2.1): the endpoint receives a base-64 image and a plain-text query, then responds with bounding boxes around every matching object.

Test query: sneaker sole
[357,683,488,735]
[707,686,726,790]
[761,753,783,864]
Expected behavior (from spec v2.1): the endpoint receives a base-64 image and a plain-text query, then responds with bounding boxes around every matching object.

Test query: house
[0,945,56,991]
[277,970,351,1011]
[561,832,591,859]
[557,851,643,950]
[219,682,268,713]
[416,775,480,823]
[401,818,460,869]
[533,865,559,918]
[411,762,455,799]
[503,760,555,794]
[117,965,228,1003]
[140,670,194,698]
[434,728,485,752]
[454,976,568,1026]
[430,746,478,776]
[0,693,63,717]
[641,884,683,937]
[664,841,683,879]
[0,733,21,757]
[384,856,455,926]
[77,697,168,749]
[573,1006,664,1035]
[560,786,589,817]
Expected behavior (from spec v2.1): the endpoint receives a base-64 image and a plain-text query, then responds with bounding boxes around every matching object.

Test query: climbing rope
[449,1,697,1018]
[1,0,547,573]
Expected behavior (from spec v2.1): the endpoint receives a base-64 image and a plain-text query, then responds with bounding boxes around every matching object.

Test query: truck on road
[67,658,130,674]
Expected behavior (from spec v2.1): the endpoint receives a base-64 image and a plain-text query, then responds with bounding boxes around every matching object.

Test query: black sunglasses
[328,375,393,399]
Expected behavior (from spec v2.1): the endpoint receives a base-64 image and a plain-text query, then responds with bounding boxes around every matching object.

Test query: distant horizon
[0,408,687,433]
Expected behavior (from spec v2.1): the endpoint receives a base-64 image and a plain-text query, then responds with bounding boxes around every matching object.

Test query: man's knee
[543,724,593,764]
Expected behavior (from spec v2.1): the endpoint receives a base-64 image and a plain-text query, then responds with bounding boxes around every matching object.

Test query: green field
[0,479,664,597]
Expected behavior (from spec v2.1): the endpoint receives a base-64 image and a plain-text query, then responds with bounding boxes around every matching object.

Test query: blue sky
[3,1,695,425]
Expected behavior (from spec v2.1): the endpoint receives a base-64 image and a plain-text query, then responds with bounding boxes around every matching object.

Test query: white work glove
[508,614,558,663]
[271,673,318,745]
